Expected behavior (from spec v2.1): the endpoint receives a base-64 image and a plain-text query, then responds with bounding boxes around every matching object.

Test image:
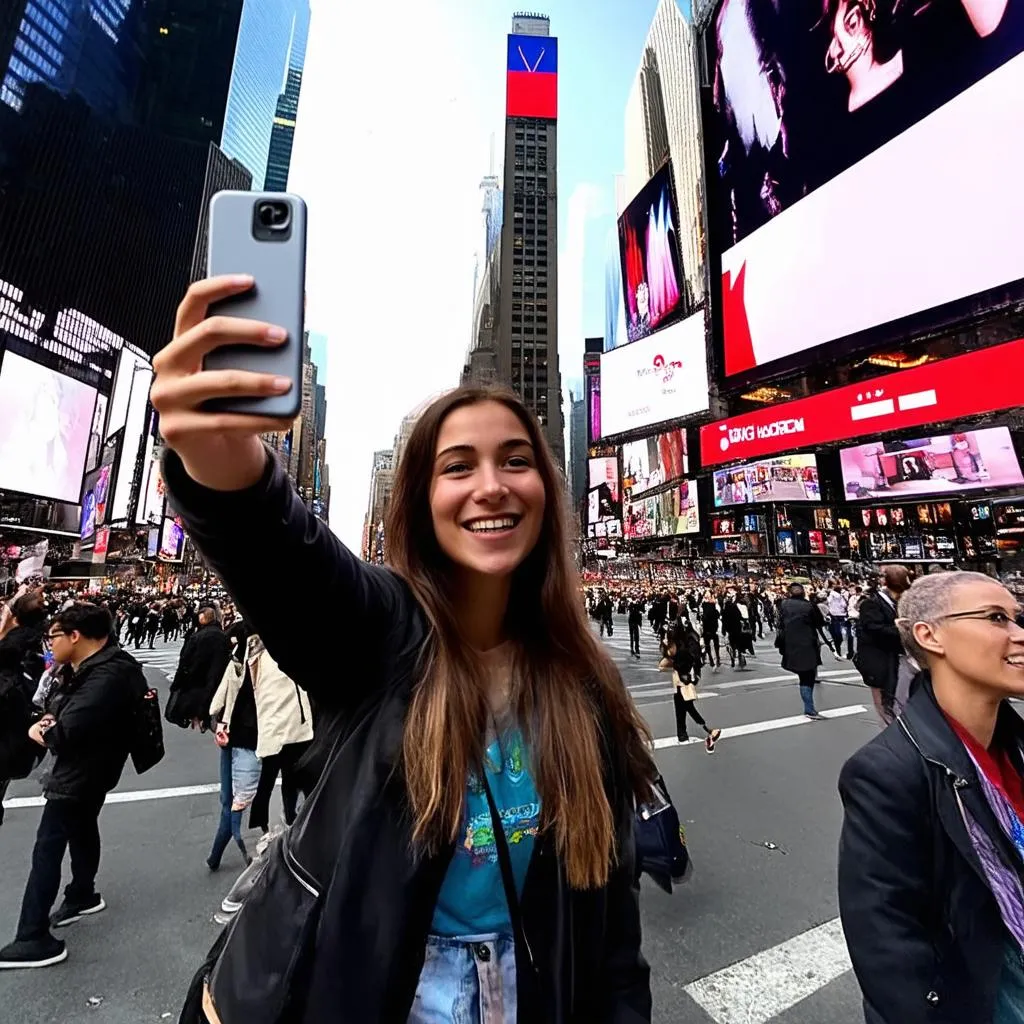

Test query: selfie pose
[153,275,658,1023]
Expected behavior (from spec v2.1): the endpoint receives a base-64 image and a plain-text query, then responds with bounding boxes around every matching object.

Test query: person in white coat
[244,633,314,832]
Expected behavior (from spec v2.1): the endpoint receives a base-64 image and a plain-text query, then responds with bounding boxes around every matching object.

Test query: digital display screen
[840,427,1024,500]
[0,352,97,504]
[617,163,684,343]
[506,34,558,118]
[586,369,602,443]
[586,456,622,538]
[158,517,184,562]
[599,312,709,438]
[706,0,1024,377]
[107,346,153,523]
[147,526,160,558]
[713,454,820,507]
[624,480,701,539]
[621,429,688,498]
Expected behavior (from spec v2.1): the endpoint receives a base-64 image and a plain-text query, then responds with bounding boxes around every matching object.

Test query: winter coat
[164,446,651,1024]
[776,597,825,674]
[170,621,232,721]
[839,674,1024,1023]
[43,645,145,801]
[244,635,313,759]
[0,625,45,780]
[855,592,902,694]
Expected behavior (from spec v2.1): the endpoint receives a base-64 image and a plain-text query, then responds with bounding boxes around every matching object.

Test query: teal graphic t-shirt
[431,726,541,937]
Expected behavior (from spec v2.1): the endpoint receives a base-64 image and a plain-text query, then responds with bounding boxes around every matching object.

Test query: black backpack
[129,664,165,775]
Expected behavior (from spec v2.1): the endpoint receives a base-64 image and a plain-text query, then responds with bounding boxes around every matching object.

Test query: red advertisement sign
[700,338,1024,468]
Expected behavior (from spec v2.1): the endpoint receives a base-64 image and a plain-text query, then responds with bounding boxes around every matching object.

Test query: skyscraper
[221,0,308,188]
[623,0,707,311]
[263,2,310,190]
[493,13,562,466]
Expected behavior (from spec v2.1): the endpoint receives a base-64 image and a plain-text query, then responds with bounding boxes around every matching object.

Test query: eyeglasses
[935,609,1022,627]
[45,631,67,643]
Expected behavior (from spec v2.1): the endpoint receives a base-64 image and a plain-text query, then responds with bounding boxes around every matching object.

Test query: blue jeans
[797,670,818,716]
[408,934,517,1024]
[209,746,259,869]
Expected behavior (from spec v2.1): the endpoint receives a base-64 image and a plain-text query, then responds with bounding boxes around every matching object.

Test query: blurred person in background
[855,566,911,724]
[778,583,833,720]
[828,581,853,659]
[168,603,232,731]
[153,276,658,1024]
[839,571,1024,1022]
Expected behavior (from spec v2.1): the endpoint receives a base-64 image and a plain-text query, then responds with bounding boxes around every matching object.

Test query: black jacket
[165,448,651,1024]
[700,601,720,635]
[44,645,144,801]
[170,621,232,721]
[839,674,1024,1023]
[777,597,825,674]
[0,625,45,779]
[855,592,902,692]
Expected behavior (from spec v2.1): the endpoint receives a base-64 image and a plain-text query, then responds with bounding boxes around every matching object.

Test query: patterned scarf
[956,744,1024,952]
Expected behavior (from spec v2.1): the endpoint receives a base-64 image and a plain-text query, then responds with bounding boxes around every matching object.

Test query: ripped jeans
[407,933,517,1024]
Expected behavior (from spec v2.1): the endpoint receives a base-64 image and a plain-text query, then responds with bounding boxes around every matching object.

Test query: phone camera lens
[257,201,290,230]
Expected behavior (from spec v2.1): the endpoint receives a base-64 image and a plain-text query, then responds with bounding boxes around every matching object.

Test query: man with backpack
[0,603,149,970]
[0,590,48,825]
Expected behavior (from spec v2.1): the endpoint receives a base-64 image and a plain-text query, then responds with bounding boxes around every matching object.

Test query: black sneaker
[0,936,67,969]
[705,728,722,754]
[51,894,105,929]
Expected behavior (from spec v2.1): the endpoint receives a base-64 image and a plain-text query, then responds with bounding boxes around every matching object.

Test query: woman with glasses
[839,571,1024,1022]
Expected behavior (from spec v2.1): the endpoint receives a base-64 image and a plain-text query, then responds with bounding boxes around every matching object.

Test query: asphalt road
[0,620,879,1023]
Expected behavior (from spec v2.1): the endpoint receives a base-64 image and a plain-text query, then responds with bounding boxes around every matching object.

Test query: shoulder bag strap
[481,771,538,976]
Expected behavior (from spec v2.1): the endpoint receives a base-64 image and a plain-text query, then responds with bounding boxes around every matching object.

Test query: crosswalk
[125,637,184,681]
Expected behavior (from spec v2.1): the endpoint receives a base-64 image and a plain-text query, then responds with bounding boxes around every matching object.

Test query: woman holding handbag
[669,621,721,754]
[153,275,658,1024]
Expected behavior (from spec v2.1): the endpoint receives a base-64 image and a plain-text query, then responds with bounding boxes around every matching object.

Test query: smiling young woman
[151,277,657,1024]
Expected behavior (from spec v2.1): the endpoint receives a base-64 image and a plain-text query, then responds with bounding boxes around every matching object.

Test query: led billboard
[599,311,709,438]
[624,480,701,539]
[706,1,1024,377]
[506,34,558,118]
[0,351,97,503]
[617,163,684,343]
[700,337,1024,467]
[584,352,602,443]
[840,427,1024,500]
[622,429,688,498]
[713,454,820,507]
[587,456,622,530]
[107,346,154,523]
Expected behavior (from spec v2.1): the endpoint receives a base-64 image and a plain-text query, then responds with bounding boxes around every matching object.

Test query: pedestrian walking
[207,642,260,870]
[0,604,146,969]
[777,583,833,719]
[701,591,722,671]
[628,597,644,659]
[722,590,750,670]
[855,566,910,725]
[839,571,1024,1023]
[166,604,232,730]
[827,583,851,659]
[244,632,314,833]
[145,602,161,649]
[669,621,721,753]
[153,285,656,1024]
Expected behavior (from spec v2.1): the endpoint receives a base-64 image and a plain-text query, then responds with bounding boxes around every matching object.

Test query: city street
[0,624,877,1023]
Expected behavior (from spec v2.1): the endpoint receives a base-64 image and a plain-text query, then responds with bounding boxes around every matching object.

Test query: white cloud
[289,0,495,551]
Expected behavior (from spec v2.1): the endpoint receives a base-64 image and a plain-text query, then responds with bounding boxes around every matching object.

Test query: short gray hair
[896,570,1000,662]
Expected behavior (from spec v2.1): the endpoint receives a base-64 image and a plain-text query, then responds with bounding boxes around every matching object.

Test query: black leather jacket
[839,674,1024,1023]
[165,449,651,1024]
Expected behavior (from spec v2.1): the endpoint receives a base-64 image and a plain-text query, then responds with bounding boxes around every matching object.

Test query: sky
[289,0,673,551]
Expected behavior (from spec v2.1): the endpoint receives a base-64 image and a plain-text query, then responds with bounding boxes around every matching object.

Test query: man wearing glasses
[0,603,145,970]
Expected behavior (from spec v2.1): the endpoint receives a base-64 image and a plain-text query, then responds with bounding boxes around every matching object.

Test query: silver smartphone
[203,191,307,418]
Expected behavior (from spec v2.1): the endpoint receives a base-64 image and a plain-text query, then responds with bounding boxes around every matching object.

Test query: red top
[946,713,1024,823]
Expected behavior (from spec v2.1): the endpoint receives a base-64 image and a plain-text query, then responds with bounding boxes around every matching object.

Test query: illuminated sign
[700,338,1024,467]
[506,34,558,118]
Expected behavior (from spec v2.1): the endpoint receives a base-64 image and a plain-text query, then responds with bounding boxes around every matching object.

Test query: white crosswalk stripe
[125,640,183,680]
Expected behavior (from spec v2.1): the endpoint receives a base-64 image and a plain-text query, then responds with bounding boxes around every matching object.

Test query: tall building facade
[221,0,309,187]
[263,1,309,190]
[363,450,394,563]
[495,13,562,465]
[623,0,706,311]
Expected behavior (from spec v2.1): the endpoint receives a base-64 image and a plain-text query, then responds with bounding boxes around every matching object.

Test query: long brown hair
[385,385,655,889]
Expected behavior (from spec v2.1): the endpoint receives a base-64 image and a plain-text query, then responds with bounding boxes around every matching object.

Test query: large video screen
[587,457,622,525]
[624,480,701,539]
[622,429,689,498]
[600,312,709,438]
[714,454,820,507]
[618,163,685,343]
[108,345,154,524]
[158,517,184,562]
[0,351,97,503]
[706,0,1024,377]
[840,427,1024,500]
[79,435,120,542]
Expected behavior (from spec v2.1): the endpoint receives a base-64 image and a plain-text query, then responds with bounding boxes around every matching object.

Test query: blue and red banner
[506,34,557,119]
